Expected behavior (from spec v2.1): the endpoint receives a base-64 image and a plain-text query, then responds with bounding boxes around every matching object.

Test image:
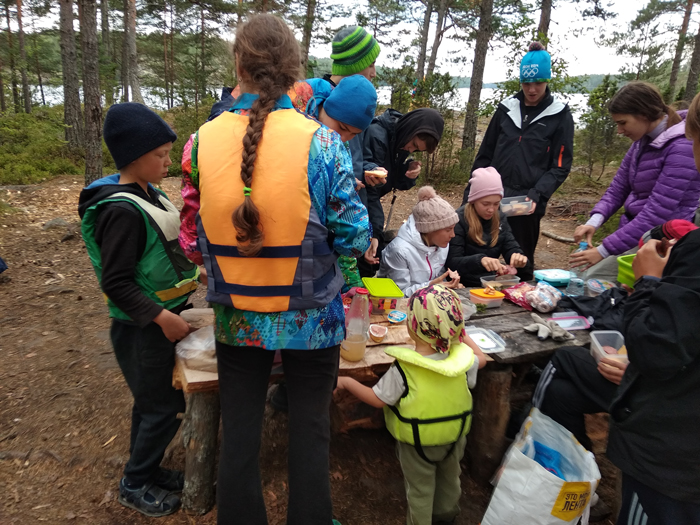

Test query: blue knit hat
[323,75,377,131]
[520,42,551,83]
[103,103,177,169]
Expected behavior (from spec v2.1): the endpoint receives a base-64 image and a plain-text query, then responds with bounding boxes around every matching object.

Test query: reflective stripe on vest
[382,344,474,456]
[196,107,343,312]
[81,191,198,321]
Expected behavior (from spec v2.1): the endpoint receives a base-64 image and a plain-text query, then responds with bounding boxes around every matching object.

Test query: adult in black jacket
[447,167,526,286]
[360,107,444,276]
[465,42,574,280]
[607,228,700,522]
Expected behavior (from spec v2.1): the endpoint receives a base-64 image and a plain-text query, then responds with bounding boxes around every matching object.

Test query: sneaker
[118,478,181,517]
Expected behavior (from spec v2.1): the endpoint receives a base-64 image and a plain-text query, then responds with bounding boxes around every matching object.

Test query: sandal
[153,467,185,493]
[118,478,181,517]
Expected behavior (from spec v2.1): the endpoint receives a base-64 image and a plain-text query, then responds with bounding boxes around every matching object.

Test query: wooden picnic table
[173,293,591,513]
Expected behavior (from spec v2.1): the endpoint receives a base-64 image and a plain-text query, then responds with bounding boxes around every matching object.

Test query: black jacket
[607,229,700,503]
[362,109,418,238]
[466,88,574,215]
[445,208,524,286]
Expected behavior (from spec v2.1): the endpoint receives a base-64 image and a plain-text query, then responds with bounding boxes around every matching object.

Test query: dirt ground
[0,176,617,525]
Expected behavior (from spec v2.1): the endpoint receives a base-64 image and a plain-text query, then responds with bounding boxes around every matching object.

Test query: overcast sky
[309,0,690,82]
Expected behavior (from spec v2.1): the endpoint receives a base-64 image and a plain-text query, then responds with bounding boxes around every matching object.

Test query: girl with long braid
[179,14,370,525]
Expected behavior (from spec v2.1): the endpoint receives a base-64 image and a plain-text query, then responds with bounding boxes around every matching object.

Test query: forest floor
[0,174,617,525]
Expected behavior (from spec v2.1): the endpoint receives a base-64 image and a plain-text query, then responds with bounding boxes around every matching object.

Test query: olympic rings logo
[521,66,540,78]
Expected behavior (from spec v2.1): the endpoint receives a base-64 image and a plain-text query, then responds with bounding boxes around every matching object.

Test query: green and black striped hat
[330,26,381,76]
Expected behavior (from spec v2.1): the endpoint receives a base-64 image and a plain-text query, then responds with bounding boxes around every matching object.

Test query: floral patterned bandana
[408,285,467,353]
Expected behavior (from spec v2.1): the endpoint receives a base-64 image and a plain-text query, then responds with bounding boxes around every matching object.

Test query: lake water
[38,85,589,122]
[376,86,588,122]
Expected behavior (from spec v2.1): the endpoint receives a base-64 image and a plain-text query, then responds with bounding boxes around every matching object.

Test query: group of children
[77,11,700,525]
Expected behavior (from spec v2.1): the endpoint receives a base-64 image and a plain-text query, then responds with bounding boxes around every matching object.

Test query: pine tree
[79,0,103,184]
[59,0,83,146]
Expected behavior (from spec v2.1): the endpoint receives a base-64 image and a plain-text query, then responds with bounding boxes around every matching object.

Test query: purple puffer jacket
[591,113,700,255]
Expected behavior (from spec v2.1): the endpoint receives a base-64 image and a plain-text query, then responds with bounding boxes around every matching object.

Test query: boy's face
[127,143,173,186]
[357,62,376,81]
[403,136,427,153]
[521,81,547,106]
[319,110,363,142]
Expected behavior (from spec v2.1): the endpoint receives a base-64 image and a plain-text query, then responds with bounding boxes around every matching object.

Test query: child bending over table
[336,285,486,525]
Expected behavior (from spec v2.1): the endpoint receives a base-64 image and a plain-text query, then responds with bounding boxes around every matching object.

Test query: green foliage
[575,75,629,179]
[0,106,82,185]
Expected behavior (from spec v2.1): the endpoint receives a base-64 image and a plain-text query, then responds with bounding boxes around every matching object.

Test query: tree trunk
[0,52,5,111]
[685,20,700,102]
[538,0,552,40]
[15,0,30,112]
[300,0,317,74]
[163,3,169,108]
[32,31,45,105]
[4,3,20,112]
[121,0,129,101]
[200,3,206,102]
[169,3,174,108]
[426,0,448,76]
[668,0,694,102]
[461,0,494,156]
[101,0,113,105]
[415,0,433,79]
[59,0,83,147]
[78,0,103,185]
[126,0,143,103]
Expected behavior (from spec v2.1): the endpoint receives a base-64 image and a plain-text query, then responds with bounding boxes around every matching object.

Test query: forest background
[1,0,700,191]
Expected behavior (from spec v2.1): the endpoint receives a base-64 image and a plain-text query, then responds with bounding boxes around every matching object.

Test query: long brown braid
[231,15,302,256]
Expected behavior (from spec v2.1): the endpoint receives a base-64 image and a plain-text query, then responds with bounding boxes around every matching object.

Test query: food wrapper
[526,282,563,313]
[503,282,535,310]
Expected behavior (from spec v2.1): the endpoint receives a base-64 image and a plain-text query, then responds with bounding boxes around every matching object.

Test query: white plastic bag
[481,408,600,525]
[526,282,562,313]
[175,325,217,373]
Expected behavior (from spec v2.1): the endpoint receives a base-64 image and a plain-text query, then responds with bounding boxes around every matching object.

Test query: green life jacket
[81,190,199,321]
[383,343,474,461]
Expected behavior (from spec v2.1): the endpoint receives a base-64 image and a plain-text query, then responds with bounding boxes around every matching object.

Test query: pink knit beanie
[468,167,504,203]
[412,186,459,233]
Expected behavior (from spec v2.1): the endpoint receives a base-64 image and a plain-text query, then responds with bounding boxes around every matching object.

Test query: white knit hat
[412,186,459,233]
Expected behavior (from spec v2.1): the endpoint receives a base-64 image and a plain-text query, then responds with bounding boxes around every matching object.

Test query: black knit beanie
[103,102,177,169]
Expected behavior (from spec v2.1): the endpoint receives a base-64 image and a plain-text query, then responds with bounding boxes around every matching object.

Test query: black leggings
[215,343,340,525]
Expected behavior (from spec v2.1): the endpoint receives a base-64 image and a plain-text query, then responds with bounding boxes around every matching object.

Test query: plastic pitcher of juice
[341,288,369,362]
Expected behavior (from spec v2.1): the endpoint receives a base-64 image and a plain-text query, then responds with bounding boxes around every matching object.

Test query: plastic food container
[387,310,407,324]
[617,254,636,288]
[469,288,505,308]
[480,274,521,291]
[500,196,535,217]
[533,269,573,287]
[465,326,506,354]
[586,279,615,297]
[590,330,628,364]
[369,324,388,343]
[547,316,590,330]
[361,277,404,313]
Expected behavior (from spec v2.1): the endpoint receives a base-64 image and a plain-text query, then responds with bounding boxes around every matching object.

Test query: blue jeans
[216,343,340,525]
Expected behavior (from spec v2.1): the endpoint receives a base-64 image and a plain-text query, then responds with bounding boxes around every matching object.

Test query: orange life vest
[196,99,343,313]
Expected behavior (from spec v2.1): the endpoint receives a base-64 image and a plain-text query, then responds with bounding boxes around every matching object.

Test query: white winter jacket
[378,215,448,297]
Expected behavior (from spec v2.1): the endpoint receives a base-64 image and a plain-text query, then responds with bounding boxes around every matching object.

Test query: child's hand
[481,257,504,273]
[633,239,671,280]
[154,309,192,342]
[598,357,627,385]
[509,253,527,268]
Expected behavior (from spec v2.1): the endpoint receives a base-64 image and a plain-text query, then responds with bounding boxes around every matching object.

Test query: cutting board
[366,323,410,346]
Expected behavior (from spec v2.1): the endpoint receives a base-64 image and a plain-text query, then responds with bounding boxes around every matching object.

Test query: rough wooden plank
[366,324,410,347]
[468,363,513,485]
[173,356,219,394]
[494,330,590,364]
[181,391,220,514]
